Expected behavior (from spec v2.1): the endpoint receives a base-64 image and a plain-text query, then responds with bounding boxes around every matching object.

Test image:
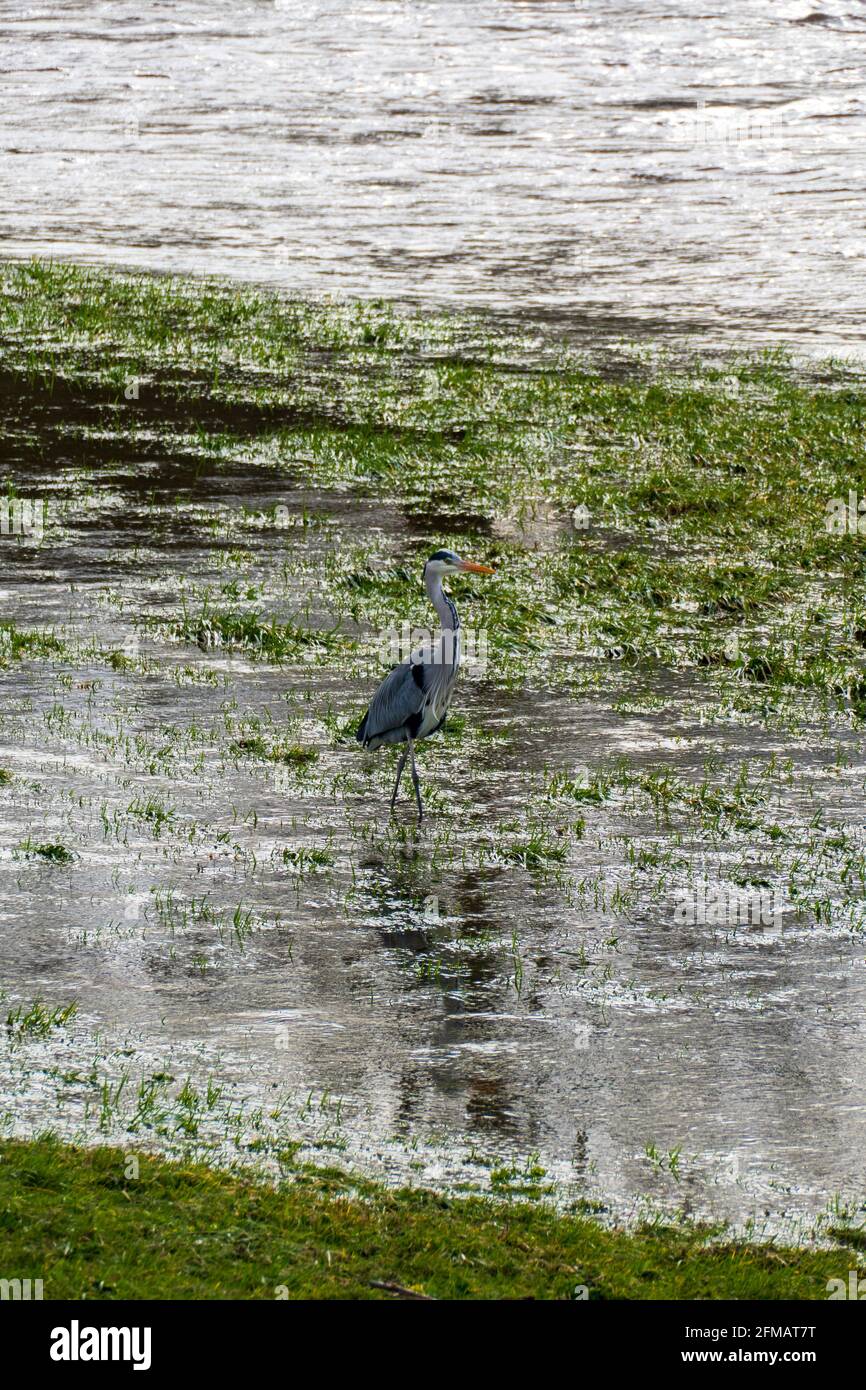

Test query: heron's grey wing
[356,659,429,749]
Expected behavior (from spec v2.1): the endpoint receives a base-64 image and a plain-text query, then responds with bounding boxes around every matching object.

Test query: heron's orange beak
[459,560,495,575]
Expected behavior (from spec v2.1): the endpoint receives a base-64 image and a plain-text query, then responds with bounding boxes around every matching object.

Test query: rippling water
[3,2,866,1239]
[2,0,865,349]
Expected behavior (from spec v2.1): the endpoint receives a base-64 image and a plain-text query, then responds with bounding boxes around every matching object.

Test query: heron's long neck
[425,570,459,631]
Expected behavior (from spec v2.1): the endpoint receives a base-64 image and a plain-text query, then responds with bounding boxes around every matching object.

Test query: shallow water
[3,392,866,1237]
[2,0,866,351]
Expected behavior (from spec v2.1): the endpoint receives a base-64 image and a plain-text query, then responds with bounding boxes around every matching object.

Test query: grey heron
[356,549,495,820]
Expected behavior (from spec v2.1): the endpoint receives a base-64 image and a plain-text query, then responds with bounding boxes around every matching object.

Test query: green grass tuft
[0,1139,857,1301]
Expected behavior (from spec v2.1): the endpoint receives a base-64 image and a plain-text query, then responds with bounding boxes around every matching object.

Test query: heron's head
[424,548,495,579]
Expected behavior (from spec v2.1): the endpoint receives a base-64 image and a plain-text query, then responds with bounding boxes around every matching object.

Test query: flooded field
[3,260,866,1242]
[2,0,866,352]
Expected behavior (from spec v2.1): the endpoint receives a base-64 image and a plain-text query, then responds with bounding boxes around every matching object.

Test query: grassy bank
[0,1138,856,1300]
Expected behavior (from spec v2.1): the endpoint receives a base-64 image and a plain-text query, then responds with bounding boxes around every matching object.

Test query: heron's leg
[390,744,409,812]
[407,737,424,822]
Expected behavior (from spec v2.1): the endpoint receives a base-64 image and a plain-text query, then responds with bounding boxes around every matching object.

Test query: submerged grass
[4,258,866,710]
[5,1000,78,1040]
[0,1138,856,1300]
